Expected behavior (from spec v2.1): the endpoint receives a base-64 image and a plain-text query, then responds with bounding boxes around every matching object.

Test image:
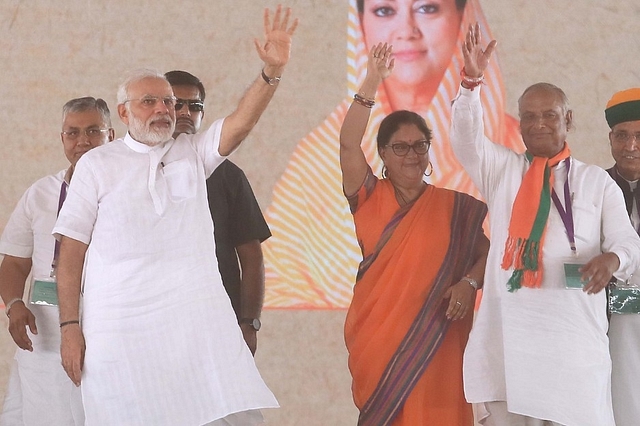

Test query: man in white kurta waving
[450,24,640,426]
[52,6,297,426]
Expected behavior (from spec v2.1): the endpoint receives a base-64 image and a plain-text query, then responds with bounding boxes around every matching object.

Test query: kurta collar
[123,132,174,153]
[64,167,73,185]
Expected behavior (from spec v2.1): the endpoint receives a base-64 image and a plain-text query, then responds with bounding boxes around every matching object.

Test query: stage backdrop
[0,1,638,424]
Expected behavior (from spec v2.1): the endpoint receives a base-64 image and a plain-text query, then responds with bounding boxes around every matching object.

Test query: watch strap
[261,69,281,86]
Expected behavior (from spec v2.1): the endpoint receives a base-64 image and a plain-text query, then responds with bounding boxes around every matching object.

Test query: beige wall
[0,1,638,424]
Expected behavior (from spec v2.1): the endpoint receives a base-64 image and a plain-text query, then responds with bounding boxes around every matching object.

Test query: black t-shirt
[206,160,271,318]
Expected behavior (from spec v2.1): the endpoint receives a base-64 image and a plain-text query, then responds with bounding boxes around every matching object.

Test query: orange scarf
[501,144,571,291]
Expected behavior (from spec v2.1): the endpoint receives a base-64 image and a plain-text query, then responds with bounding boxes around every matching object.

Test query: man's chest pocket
[162,159,197,202]
[572,199,599,244]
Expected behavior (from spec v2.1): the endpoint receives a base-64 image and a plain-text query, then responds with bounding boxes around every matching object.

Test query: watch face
[241,318,261,331]
[251,318,261,331]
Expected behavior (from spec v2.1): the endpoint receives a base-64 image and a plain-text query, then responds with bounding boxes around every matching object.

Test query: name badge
[29,279,59,306]
[563,263,585,289]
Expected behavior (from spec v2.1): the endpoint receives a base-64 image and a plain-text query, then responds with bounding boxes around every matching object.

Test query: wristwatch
[239,318,261,331]
[261,69,281,86]
[461,276,479,290]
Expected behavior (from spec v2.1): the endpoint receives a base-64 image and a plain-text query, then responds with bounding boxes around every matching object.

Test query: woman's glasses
[386,140,431,156]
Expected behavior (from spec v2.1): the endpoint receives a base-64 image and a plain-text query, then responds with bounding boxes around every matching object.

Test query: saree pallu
[345,172,487,425]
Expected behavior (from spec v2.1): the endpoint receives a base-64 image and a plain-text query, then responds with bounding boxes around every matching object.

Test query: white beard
[128,113,175,146]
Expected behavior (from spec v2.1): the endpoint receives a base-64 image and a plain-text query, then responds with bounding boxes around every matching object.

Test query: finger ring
[455,301,462,305]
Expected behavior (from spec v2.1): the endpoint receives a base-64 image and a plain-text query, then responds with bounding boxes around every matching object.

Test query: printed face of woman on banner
[358,0,464,107]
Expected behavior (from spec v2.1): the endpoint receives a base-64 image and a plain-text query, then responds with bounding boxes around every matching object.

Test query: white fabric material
[206,409,264,425]
[609,179,640,426]
[0,169,85,426]
[451,87,640,426]
[626,179,639,230]
[479,401,564,426]
[53,120,278,426]
[609,311,640,426]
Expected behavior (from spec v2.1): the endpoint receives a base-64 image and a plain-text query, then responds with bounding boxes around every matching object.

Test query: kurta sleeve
[450,86,524,203]
[187,117,227,178]
[0,186,36,257]
[52,157,99,245]
[600,173,640,280]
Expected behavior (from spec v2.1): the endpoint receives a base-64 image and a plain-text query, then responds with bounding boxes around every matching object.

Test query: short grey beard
[128,111,175,147]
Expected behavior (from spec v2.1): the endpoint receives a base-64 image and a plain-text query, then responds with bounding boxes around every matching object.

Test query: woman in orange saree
[262,0,520,308]
[341,44,489,425]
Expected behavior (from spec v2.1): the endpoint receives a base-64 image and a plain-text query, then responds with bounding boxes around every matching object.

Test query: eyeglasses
[386,140,431,156]
[175,99,204,112]
[124,95,177,109]
[612,131,640,144]
[61,128,110,140]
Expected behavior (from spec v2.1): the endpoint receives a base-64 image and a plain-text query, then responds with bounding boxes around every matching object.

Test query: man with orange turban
[605,87,640,426]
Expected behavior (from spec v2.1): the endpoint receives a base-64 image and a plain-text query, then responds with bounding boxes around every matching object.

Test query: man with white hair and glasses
[0,96,113,425]
[52,6,297,426]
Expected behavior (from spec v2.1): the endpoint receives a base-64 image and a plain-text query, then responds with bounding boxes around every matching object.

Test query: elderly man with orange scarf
[451,25,640,426]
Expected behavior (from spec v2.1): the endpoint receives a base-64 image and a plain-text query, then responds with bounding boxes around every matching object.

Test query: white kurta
[451,87,640,426]
[0,170,84,426]
[52,120,278,426]
[608,179,640,426]
[609,313,640,426]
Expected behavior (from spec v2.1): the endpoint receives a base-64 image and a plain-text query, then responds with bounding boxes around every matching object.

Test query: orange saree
[344,170,487,425]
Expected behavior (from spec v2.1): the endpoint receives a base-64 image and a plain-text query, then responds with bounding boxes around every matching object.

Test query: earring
[424,161,433,177]
[382,165,388,179]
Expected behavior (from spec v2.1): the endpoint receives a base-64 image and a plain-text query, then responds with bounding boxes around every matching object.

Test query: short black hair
[164,70,206,101]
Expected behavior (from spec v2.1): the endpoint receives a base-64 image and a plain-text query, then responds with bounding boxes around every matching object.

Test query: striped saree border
[358,193,487,425]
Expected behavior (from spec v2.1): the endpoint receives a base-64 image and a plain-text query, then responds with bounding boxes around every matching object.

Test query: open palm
[254,5,299,68]
[462,23,496,77]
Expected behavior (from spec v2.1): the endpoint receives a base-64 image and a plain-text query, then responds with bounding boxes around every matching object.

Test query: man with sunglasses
[53,6,296,426]
[165,70,270,356]
[0,97,114,425]
[604,88,640,426]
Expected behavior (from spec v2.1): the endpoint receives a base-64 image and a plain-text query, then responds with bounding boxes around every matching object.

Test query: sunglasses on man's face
[175,99,204,112]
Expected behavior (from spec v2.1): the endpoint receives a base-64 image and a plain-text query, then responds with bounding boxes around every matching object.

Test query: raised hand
[254,5,299,73]
[368,43,395,81]
[462,23,497,78]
